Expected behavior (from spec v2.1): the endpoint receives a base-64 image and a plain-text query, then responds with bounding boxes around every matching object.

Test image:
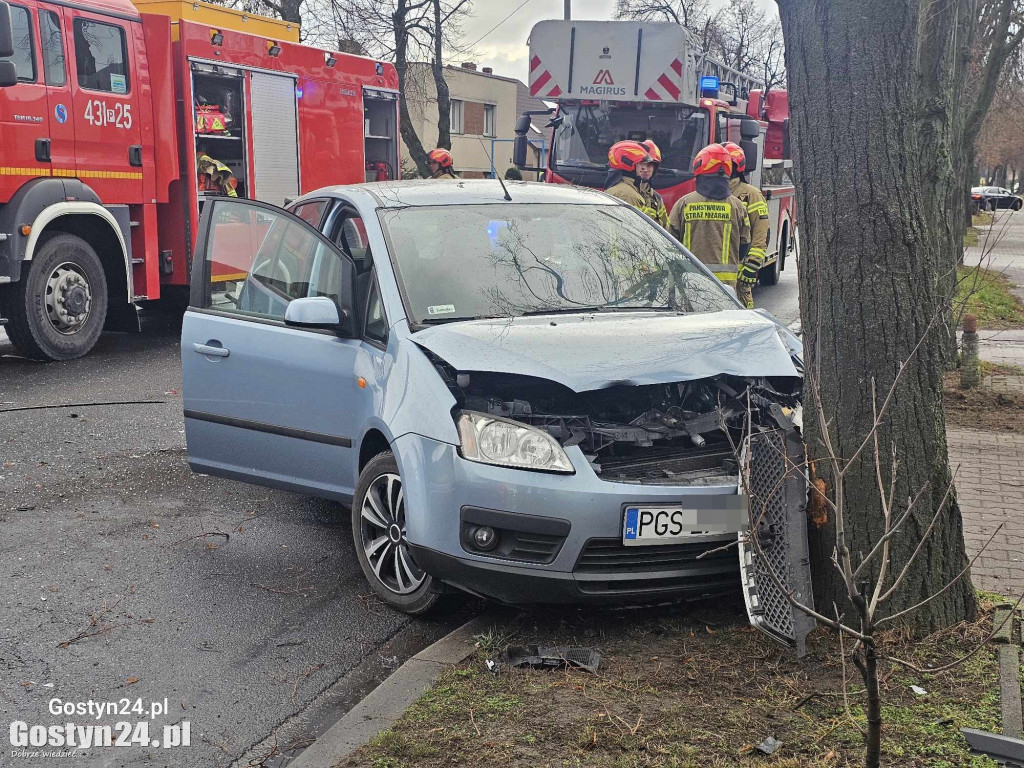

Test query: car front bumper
[392,433,743,605]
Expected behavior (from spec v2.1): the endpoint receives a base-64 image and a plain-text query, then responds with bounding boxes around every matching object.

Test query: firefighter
[196,149,238,197]
[605,141,665,223]
[636,139,669,228]
[723,142,770,308]
[668,144,750,300]
[428,148,459,179]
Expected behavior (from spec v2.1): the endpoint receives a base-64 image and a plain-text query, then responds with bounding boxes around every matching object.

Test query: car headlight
[456,411,574,474]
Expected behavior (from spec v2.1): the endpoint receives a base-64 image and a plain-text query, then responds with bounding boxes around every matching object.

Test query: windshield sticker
[110,74,127,94]
[427,304,456,316]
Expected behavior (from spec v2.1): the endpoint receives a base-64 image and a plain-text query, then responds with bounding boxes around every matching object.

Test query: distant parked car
[178,180,814,650]
[972,186,1023,211]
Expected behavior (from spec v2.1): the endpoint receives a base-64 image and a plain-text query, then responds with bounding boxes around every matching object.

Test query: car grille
[506,531,565,564]
[573,538,739,597]
[574,537,737,574]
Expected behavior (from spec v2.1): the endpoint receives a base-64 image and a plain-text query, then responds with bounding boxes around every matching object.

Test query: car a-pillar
[0,179,133,361]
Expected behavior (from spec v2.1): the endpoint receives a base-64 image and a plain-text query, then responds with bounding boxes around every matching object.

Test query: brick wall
[464,101,485,136]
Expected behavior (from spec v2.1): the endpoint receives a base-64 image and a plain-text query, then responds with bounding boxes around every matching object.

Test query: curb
[287,613,493,767]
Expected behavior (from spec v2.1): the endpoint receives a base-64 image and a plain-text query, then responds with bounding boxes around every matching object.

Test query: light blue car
[181,180,812,648]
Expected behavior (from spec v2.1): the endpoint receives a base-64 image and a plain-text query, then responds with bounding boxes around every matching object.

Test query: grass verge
[339,599,1009,768]
[956,266,1024,329]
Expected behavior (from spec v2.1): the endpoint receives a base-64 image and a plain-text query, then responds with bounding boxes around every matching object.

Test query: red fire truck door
[64,6,143,203]
[37,4,76,177]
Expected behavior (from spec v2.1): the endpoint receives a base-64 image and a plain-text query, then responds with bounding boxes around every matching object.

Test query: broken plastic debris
[910,685,927,696]
[485,659,499,675]
[504,645,601,674]
[756,736,783,755]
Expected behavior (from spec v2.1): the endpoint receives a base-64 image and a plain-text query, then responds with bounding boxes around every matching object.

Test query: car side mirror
[0,1,13,59]
[514,114,531,135]
[284,296,348,333]
[0,60,15,87]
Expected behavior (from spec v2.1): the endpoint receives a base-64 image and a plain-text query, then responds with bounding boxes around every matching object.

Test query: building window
[73,18,129,93]
[450,99,464,134]
[483,104,496,137]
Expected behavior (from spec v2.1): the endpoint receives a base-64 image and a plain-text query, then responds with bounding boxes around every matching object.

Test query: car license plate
[622,498,746,546]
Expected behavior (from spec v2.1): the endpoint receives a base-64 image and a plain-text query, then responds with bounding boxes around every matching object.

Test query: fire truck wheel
[3,234,108,361]
[352,451,442,615]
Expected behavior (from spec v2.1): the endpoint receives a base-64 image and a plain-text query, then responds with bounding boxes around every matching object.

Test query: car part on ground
[504,645,601,673]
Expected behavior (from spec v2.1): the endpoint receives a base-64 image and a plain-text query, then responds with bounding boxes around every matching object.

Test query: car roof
[294,179,618,209]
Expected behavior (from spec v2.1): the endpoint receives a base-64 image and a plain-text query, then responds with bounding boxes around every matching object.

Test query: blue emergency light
[700,75,720,97]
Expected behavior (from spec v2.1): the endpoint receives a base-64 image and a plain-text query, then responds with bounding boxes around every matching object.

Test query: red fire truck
[514,20,796,287]
[0,0,399,360]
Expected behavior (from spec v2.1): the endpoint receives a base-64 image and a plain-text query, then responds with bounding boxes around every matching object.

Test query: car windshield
[378,203,736,325]
[553,102,708,179]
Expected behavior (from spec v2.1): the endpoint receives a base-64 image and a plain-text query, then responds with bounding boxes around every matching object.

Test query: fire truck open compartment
[363,89,398,182]
[192,65,248,200]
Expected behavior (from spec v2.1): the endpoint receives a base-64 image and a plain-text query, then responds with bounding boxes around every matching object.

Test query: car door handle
[193,342,230,358]
[35,139,51,163]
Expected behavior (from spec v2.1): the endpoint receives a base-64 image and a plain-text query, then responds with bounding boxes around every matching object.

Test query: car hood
[411,310,801,392]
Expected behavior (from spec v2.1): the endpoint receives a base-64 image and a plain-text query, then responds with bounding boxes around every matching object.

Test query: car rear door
[181,197,362,501]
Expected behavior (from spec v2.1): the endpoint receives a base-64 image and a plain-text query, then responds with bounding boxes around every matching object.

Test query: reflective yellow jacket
[668,192,750,282]
[729,177,770,267]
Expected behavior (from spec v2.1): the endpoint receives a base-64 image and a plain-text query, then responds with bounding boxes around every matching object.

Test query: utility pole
[564,0,570,19]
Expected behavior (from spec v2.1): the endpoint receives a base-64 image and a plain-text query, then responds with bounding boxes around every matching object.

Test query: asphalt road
[0,311,470,768]
[755,253,801,327]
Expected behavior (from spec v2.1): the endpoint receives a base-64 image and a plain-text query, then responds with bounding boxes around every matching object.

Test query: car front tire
[1013,198,1022,211]
[352,451,441,615]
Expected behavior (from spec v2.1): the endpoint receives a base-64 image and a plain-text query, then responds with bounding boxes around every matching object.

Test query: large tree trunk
[393,2,431,177]
[777,0,976,633]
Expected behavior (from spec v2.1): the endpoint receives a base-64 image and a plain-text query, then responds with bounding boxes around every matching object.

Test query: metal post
[564,0,570,19]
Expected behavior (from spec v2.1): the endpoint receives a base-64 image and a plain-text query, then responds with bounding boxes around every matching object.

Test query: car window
[39,10,66,86]
[201,200,347,322]
[292,199,328,227]
[3,4,36,82]
[379,203,737,325]
[363,277,388,345]
[73,18,129,93]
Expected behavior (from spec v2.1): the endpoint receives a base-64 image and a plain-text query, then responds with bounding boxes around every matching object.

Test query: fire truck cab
[513,20,796,288]
[0,0,399,360]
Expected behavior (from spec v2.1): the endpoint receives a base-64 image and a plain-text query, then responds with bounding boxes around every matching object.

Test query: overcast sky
[458,0,778,83]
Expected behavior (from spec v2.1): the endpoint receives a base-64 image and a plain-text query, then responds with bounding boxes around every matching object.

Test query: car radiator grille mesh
[739,428,815,655]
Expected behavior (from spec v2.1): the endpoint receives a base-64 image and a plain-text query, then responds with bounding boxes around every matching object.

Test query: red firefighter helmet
[642,140,662,165]
[692,143,733,177]
[722,142,746,174]
[428,148,454,168]
[608,141,652,172]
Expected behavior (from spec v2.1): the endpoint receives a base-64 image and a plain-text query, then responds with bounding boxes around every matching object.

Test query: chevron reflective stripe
[644,57,684,102]
[529,55,562,98]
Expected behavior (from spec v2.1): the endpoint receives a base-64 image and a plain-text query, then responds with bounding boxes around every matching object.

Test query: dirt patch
[944,371,1024,433]
[339,600,1007,768]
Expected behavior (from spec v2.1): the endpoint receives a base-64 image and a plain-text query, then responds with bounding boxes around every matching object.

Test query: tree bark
[431,0,452,151]
[393,1,431,177]
[776,0,977,633]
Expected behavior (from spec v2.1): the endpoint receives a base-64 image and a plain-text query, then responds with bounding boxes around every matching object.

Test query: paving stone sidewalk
[947,428,1024,598]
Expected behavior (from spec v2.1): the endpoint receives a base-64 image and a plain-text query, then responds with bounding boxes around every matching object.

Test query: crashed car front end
[399,314,813,651]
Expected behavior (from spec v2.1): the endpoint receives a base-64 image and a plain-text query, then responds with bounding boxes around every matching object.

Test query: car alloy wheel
[359,472,426,595]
